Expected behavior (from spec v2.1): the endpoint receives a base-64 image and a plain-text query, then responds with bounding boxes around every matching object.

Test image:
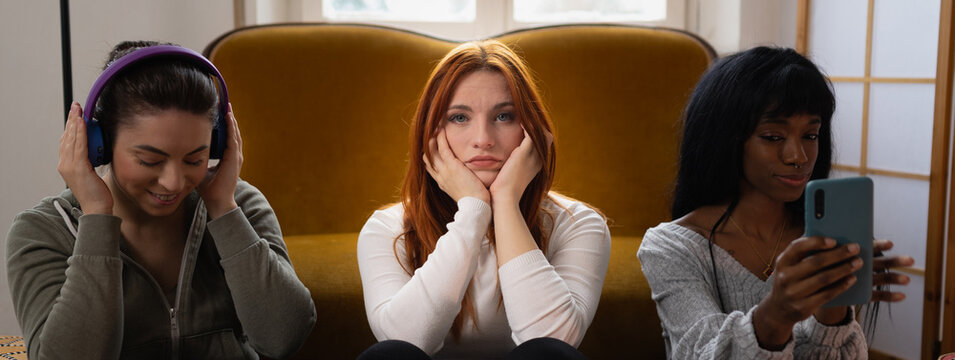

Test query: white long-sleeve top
[357,195,611,359]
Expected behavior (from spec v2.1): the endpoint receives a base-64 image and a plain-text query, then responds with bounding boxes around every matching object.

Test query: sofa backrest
[204,23,715,237]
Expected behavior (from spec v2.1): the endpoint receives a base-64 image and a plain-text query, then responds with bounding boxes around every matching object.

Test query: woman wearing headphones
[356,40,611,359]
[6,41,315,359]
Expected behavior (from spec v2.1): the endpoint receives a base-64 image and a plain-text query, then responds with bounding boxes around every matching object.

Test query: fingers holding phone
[871,239,915,302]
[762,236,860,324]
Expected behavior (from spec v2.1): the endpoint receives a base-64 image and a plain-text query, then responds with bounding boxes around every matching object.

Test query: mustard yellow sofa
[204,23,714,359]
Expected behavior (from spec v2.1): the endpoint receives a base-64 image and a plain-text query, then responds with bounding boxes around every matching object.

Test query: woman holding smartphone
[356,40,611,359]
[6,41,315,359]
[637,46,914,359]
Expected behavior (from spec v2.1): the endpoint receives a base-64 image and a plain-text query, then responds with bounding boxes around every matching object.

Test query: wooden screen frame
[936,1,955,357]
[798,0,953,358]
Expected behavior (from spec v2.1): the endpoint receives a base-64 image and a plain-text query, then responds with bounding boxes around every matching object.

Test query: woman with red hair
[356,40,611,359]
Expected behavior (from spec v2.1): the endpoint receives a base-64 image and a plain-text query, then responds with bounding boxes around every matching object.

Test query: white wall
[0,0,70,336]
[0,1,233,336]
[692,0,798,55]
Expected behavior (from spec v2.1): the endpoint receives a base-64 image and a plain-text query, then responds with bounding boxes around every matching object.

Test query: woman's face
[740,113,822,203]
[443,70,524,187]
[109,108,212,217]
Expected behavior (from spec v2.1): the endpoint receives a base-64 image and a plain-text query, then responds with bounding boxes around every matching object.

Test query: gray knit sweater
[637,222,867,359]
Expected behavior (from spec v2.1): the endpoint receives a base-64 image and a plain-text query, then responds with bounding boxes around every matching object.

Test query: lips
[148,190,180,205]
[775,173,810,187]
[467,155,502,169]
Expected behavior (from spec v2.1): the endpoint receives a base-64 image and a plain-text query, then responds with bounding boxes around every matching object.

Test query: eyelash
[138,159,204,167]
[759,134,819,142]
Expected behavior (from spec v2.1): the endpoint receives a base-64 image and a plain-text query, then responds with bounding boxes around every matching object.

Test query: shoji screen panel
[804,0,942,359]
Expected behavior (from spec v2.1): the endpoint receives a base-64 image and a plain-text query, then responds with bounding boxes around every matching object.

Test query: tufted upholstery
[205,23,714,359]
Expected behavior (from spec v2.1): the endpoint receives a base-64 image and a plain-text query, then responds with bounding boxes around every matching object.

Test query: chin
[476,172,498,188]
[777,190,806,204]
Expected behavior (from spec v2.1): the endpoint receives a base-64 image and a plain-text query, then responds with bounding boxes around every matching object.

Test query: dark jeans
[356,337,587,360]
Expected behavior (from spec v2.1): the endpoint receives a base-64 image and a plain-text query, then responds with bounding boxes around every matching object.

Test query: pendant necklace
[729,216,787,278]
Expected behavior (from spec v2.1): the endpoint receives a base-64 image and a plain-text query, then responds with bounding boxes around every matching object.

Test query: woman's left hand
[199,103,242,219]
[871,239,915,302]
[489,129,550,204]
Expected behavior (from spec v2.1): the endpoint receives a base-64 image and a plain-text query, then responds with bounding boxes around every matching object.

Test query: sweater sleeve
[792,310,867,359]
[6,207,124,360]
[205,181,316,359]
[637,226,793,360]
[497,201,610,347]
[357,197,492,355]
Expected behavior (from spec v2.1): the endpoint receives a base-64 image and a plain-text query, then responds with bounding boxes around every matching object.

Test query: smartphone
[804,176,873,307]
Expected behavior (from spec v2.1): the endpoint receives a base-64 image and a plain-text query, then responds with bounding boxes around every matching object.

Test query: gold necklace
[728,216,787,278]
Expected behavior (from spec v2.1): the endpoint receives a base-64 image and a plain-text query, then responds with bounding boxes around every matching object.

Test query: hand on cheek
[489,129,547,205]
[422,128,490,204]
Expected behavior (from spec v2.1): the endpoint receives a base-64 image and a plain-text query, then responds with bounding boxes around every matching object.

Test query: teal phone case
[804,177,873,307]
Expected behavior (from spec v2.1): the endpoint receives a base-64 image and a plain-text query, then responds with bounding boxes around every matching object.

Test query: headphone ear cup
[210,112,227,160]
[86,116,111,167]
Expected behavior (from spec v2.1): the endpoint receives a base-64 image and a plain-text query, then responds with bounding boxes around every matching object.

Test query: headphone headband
[84,45,229,167]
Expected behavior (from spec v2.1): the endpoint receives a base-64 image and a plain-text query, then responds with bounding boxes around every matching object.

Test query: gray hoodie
[7,180,316,359]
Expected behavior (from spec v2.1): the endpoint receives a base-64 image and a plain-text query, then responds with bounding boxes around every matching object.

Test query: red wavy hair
[398,40,558,339]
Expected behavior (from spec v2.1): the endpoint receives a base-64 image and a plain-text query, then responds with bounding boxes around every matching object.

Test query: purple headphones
[84,45,229,167]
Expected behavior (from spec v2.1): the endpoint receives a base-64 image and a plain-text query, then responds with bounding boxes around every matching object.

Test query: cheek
[111,157,151,185]
[500,127,524,153]
[443,128,468,156]
[806,142,820,163]
[185,166,207,185]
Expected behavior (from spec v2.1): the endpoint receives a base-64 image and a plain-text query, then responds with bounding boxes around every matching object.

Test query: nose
[157,163,185,192]
[782,137,809,168]
[471,119,496,149]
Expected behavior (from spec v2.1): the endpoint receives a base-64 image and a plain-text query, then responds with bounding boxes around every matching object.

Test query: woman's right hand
[422,128,490,204]
[753,236,862,349]
[58,102,113,215]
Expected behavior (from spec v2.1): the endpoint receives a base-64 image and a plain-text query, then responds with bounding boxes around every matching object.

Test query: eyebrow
[759,116,823,125]
[447,102,515,112]
[134,144,209,156]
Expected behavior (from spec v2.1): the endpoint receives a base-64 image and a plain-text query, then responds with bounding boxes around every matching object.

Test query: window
[323,0,475,22]
[512,0,667,23]
[255,0,681,40]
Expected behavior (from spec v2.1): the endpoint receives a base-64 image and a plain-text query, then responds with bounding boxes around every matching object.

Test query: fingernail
[852,257,863,269]
[70,102,78,113]
[847,243,860,254]
[825,238,836,247]
[847,275,857,285]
